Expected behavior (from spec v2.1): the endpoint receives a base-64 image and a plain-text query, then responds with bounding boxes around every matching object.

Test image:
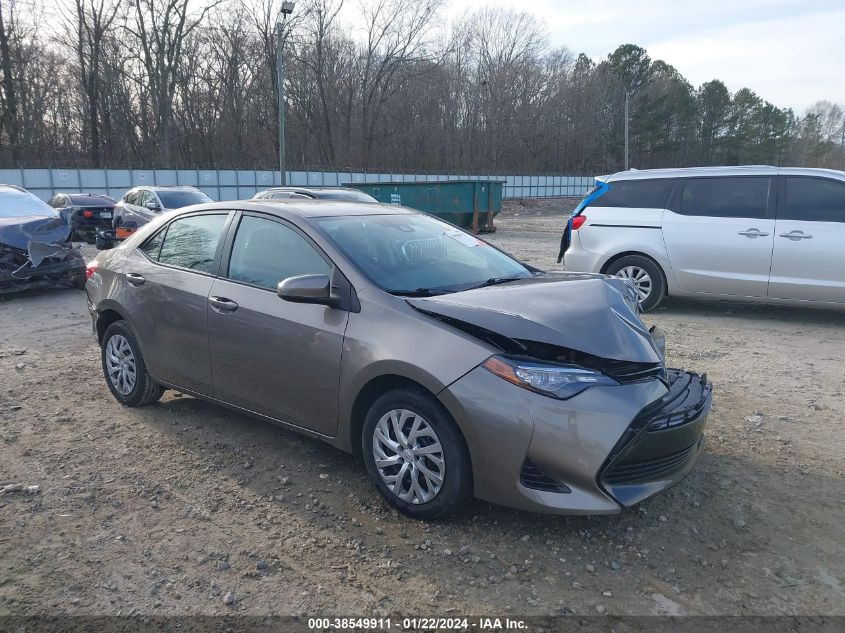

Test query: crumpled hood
[407,273,662,363]
[0,214,71,252]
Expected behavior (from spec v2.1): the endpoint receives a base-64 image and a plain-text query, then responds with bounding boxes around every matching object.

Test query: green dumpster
[343,179,504,232]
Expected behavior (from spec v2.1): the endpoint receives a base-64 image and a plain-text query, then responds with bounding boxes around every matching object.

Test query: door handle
[737,228,769,237]
[778,230,813,240]
[209,296,239,313]
[125,273,146,286]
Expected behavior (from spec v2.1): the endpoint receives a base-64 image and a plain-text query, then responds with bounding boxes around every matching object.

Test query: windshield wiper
[468,275,528,290]
[392,287,452,297]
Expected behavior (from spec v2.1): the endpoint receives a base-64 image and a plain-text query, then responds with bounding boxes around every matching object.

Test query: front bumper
[439,366,711,515]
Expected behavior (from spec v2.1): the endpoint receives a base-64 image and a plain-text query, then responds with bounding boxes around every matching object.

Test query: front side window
[785,177,845,222]
[590,179,675,209]
[679,177,770,219]
[227,215,330,289]
[156,189,213,209]
[156,214,228,273]
[316,213,531,294]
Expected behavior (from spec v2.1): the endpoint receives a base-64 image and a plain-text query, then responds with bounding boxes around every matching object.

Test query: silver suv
[103,186,212,248]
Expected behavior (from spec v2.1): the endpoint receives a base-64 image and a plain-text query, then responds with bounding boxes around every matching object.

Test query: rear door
[120,212,232,394]
[207,212,347,435]
[768,175,845,303]
[661,176,775,296]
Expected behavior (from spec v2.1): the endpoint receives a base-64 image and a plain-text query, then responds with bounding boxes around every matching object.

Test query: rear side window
[140,229,166,260]
[156,214,228,273]
[784,177,845,222]
[227,215,330,289]
[591,179,674,209]
[679,177,770,219]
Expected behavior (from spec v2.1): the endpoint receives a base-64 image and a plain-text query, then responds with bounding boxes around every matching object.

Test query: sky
[446,0,845,113]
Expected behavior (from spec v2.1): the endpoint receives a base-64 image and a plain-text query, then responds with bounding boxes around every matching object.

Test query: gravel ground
[1,203,843,618]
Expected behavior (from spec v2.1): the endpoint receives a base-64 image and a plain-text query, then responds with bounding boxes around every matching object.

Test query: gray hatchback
[86,200,712,519]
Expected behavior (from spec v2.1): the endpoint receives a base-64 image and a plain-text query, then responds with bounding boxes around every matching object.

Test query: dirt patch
[1,223,844,617]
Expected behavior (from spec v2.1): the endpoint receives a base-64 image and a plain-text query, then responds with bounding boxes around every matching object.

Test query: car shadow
[655,296,845,327]
[128,391,845,614]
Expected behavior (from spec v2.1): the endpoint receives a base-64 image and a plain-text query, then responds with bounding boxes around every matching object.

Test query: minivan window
[785,177,845,222]
[591,178,675,209]
[679,177,770,219]
[227,215,330,289]
[156,214,228,273]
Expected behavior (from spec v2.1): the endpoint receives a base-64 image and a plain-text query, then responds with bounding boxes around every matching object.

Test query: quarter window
[590,179,675,209]
[785,177,845,222]
[227,215,330,289]
[156,214,228,273]
[679,177,770,219]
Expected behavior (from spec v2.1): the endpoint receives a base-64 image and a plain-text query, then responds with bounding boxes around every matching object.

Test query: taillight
[82,210,94,218]
[85,260,98,280]
[571,215,587,230]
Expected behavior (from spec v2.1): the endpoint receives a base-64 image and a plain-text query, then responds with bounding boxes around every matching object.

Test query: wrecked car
[86,201,711,519]
[0,185,86,296]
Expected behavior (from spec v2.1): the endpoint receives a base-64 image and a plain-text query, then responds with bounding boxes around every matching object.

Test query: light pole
[276,1,295,186]
[624,90,630,171]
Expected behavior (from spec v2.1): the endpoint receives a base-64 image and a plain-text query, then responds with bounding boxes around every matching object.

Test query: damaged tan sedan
[86,200,712,519]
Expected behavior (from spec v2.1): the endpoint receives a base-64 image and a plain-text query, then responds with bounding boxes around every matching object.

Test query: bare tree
[125,0,220,166]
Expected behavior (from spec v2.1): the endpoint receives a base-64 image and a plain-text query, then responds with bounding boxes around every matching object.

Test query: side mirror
[145,202,161,211]
[277,274,336,306]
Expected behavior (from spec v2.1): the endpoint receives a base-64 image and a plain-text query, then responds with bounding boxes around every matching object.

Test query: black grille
[520,460,571,493]
[597,359,665,383]
[603,440,700,484]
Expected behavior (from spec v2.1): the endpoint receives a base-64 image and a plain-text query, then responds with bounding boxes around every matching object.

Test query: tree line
[0,0,843,174]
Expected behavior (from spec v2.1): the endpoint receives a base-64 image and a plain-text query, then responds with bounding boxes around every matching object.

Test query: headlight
[482,355,619,400]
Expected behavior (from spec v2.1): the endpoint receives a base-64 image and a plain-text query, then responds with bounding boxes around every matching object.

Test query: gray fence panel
[155,170,177,186]
[218,170,237,186]
[79,169,107,189]
[177,170,199,186]
[6,167,592,200]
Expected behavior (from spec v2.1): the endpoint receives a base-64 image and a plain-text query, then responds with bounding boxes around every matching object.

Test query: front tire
[362,387,472,520]
[101,321,163,407]
[606,254,666,312]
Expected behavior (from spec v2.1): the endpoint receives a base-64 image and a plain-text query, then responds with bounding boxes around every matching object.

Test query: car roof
[133,185,202,191]
[181,199,415,219]
[60,193,116,204]
[258,187,357,195]
[601,166,845,182]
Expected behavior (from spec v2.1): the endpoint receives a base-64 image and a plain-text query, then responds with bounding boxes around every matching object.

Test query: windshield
[0,189,59,218]
[157,190,212,209]
[316,214,531,294]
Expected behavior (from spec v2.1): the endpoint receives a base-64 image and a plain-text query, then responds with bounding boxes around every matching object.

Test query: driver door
[208,212,349,435]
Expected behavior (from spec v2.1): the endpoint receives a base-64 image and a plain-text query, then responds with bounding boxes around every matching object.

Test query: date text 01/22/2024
[307,617,528,630]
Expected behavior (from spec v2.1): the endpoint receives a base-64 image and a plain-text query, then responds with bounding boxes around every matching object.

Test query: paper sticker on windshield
[444,229,481,247]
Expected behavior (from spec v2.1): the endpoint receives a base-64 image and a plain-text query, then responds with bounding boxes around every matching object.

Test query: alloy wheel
[372,408,445,504]
[105,334,137,396]
[615,265,653,304]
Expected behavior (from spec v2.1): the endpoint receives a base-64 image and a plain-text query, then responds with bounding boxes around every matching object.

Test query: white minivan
[562,166,845,311]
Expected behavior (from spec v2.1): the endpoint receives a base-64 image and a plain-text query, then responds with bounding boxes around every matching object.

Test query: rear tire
[362,387,472,520]
[606,254,666,312]
[101,320,163,407]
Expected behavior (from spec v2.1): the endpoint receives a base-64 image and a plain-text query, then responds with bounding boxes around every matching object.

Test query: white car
[562,166,845,311]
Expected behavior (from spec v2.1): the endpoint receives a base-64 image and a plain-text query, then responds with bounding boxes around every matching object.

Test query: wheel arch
[344,372,472,472]
[600,250,670,295]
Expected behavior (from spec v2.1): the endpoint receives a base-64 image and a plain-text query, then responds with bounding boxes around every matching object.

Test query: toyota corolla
[86,200,712,519]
